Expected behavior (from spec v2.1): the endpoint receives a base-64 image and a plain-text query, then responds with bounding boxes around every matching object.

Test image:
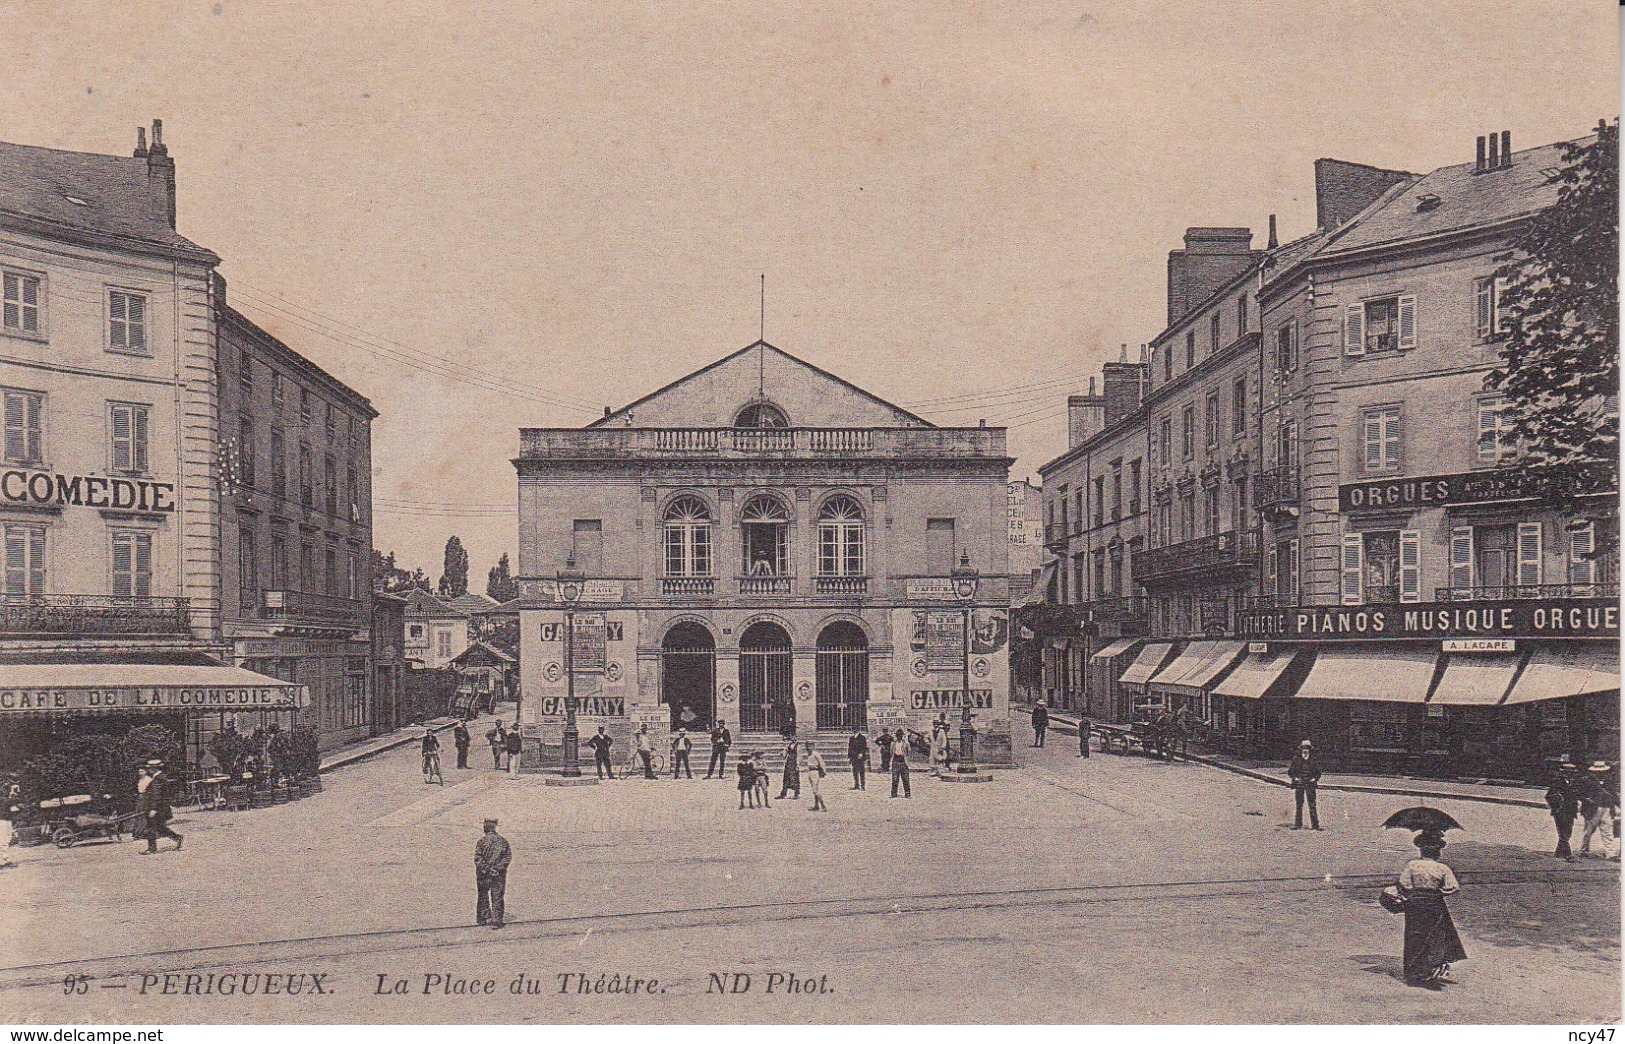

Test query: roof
[590,341,934,429]
[1322,136,1588,257]
[401,588,465,618]
[449,641,517,667]
[446,592,500,614]
[0,140,217,262]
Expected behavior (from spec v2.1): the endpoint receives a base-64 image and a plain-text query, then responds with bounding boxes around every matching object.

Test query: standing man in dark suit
[671,729,694,779]
[889,729,911,799]
[706,723,732,779]
[504,724,522,777]
[587,726,614,780]
[1547,759,1580,862]
[474,818,511,929]
[453,721,471,770]
[1289,740,1322,830]
[1031,700,1049,748]
[138,760,181,854]
[847,729,869,790]
[1077,712,1092,758]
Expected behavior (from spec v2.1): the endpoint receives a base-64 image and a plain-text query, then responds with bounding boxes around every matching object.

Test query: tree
[1486,118,1619,544]
[370,549,430,594]
[438,536,470,598]
[486,553,519,603]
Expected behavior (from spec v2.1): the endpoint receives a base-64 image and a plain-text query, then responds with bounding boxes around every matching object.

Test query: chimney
[145,119,176,229]
[1314,158,1413,229]
[1266,214,1279,250]
[1118,342,1128,363]
[1501,130,1511,168]
[1067,376,1106,449]
[1166,227,1253,325]
[1487,131,1500,170]
[1101,358,1148,428]
[603,406,612,418]
[133,126,147,158]
[1476,135,1486,173]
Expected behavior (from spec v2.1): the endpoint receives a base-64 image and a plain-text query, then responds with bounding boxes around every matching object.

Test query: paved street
[1,722,1616,1024]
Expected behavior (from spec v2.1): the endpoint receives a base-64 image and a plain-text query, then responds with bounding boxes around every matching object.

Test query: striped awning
[1091,637,1142,662]
[1118,642,1175,686]
[1429,652,1522,706]
[1504,643,1620,705]
[1214,649,1305,700]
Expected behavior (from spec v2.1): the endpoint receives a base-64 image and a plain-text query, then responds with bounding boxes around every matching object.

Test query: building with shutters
[215,281,379,751]
[0,124,313,773]
[511,340,1014,771]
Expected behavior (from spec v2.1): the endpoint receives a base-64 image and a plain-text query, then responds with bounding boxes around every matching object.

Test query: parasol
[1382,806,1463,832]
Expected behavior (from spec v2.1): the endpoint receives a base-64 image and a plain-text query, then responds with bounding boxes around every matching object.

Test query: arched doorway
[739,621,793,734]
[816,622,869,731]
[661,622,716,730]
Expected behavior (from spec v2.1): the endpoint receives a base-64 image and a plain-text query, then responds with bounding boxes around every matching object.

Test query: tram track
[0,864,1613,994]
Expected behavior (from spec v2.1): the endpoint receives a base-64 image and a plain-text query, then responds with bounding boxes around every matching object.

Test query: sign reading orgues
[1339,463,1615,513]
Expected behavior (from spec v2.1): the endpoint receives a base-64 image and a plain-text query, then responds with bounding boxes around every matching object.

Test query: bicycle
[621,749,665,779]
[422,751,445,786]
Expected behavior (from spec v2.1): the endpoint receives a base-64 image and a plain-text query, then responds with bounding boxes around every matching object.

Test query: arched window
[735,401,789,429]
[740,495,789,576]
[663,495,712,577]
[817,495,866,576]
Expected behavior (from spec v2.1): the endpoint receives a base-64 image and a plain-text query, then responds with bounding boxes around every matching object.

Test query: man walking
[706,723,732,779]
[488,722,505,769]
[889,728,911,799]
[588,726,614,780]
[453,721,471,770]
[474,818,511,929]
[1579,760,1617,858]
[1546,760,1580,862]
[137,760,182,854]
[1288,740,1322,830]
[848,729,869,790]
[1077,711,1092,758]
[1031,700,1049,748]
[635,724,655,780]
[504,725,522,776]
[805,742,828,811]
[671,729,694,779]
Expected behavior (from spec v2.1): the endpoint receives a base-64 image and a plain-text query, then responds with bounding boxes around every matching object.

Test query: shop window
[111,530,153,599]
[107,290,147,354]
[109,402,150,474]
[4,389,44,465]
[1349,703,1408,753]
[4,271,41,334]
[3,524,45,597]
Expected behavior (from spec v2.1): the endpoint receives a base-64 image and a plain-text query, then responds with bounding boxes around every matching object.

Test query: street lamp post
[558,558,585,778]
[951,550,980,776]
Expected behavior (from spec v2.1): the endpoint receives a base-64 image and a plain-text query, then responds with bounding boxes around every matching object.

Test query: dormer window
[734,402,788,428]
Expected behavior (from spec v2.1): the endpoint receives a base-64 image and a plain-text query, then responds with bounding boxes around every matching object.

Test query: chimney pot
[151,119,163,149]
[1476,135,1486,172]
[134,126,147,157]
[1118,343,1128,362]
[1088,376,1096,395]
[603,406,611,418]
[1501,130,1511,167]
[1487,131,1500,169]
[1267,213,1279,250]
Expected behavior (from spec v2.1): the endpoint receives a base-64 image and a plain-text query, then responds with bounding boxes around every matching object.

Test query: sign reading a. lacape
[1339,462,1615,513]
[0,469,175,512]
[1237,600,1619,641]
[0,685,301,714]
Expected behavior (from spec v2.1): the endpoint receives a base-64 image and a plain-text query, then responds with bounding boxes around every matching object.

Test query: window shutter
[25,395,40,461]
[1517,521,1543,588]
[111,405,132,471]
[5,528,25,594]
[1475,280,1493,340]
[1344,305,1365,356]
[1399,530,1421,603]
[133,408,148,471]
[1397,294,1417,349]
[1340,532,1364,605]
[1288,540,1300,599]
[1493,276,1509,335]
[1384,410,1402,469]
[112,535,132,598]
[127,295,145,351]
[1362,412,1382,471]
[1265,540,1278,597]
[1449,526,1474,591]
[1570,523,1596,587]
[4,394,24,461]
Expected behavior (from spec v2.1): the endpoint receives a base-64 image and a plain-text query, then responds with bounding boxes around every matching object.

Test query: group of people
[419,720,523,784]
[735,743,828,811]
[1545,757,1620,861]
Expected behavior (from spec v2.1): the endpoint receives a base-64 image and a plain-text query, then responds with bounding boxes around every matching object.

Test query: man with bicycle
[421,729,443,785]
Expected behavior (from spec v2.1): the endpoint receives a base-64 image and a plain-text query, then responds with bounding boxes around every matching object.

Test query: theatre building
[0,125,303,774]
[512,341,1014,769]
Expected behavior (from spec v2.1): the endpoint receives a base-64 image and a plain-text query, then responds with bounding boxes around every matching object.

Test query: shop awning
[1017,562,1057,608]
[1293,647,1439,702]
[1118,642,1175,686]
[1429,652,1522,706]
[1177,641,1247,691]
[1214,649,1306,700]
[1091,637,1142,662]
[0,663,308,715]
[1148,641,1218,688]
[1504,643,1621,705]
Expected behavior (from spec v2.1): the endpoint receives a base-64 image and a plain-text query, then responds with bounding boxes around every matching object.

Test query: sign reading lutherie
[0,469,175,512]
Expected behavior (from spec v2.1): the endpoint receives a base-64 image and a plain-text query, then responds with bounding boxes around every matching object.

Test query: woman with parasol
[1389,815,1468,989]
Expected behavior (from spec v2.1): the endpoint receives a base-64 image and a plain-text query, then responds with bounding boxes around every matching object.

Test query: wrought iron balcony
[1255,467,1299,512]
[1088,596,1147,623]
[261,590,365,626]
[1436,583,1621,602]
[1044,522,1071,551]
[0,594,193,637]
[814,576,869,597]
[738,575,794,596]
[660,577,715,597]
[1132,528,1261,584]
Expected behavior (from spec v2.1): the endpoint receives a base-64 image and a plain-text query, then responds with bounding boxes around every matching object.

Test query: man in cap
[138,759,182,854]
[1578,760,1617,858]
[1546,757,1581,862]
[671,728,693,779]
[587,725,614,780]
[1288,740,1322,831]
[474,818,511,929]
[1030,699,1049,748]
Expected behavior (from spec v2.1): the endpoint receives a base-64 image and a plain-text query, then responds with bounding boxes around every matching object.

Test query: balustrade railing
[660,577,716,596]
[0,594,192,636]
[814,576,869,597]
[262,590,365,625]
[738,575,794,596]
[1132,528,1261,582]
[1436,582,1621,602]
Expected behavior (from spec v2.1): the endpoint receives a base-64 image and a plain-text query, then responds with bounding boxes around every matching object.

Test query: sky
[3,0,1617,583]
